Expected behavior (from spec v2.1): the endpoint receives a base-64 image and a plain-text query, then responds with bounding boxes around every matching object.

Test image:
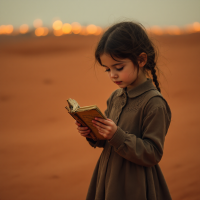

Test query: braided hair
[95,21,161,92]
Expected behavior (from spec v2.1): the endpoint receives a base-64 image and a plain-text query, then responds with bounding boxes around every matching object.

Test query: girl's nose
[110,71,118,78]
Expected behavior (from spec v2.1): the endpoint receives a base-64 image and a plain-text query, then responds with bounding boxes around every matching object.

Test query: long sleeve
[109,97,171,167]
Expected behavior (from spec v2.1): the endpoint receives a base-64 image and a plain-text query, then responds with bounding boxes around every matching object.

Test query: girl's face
[100,53,146,90]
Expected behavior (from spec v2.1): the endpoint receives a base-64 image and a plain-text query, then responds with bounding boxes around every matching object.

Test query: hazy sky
[0,0,200,28]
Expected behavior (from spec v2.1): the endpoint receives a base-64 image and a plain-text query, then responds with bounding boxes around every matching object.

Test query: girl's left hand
[92,118,117,140]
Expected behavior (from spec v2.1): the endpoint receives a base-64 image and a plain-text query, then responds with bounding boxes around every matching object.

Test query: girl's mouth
[114,81,122,85]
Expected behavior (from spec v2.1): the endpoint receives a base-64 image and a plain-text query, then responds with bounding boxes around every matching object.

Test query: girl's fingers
[94,118,112,125]
[77,126,89,131]
[92,120,108,129]
[78,128,90,134]
[75,121,81,126]
[93,123,109,135]
[75,121,92,139]
[81,131,90,136]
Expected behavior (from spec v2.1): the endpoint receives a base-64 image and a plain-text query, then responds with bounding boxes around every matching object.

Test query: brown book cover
[65,98,107,141]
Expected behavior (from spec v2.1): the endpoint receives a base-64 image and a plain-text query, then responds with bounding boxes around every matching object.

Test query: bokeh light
[150,26,163,35]
[19,24,29,34]
[0,25,4,34]
[35,27,49,36]
[53,20,63,30]
[43,27,49,36]
[193,22,200,32]
[71,22,82,34]
[165,26,181,35]
[53,29,63,36]
[0,20,200,37]
[62,23,72,34]
[6,25,14,34]
[0,25,14,35]
[86,24,97,35]
[94,26,103,35]
[79,27,88,36]
[33,19,43,28]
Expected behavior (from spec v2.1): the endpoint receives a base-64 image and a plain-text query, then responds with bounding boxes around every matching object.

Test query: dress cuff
[109,126,126,149]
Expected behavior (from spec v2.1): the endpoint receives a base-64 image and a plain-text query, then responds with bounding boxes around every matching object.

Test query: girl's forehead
[100,53,129,64]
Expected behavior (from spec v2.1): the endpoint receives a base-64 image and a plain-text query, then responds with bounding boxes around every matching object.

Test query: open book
[65,98,107,141]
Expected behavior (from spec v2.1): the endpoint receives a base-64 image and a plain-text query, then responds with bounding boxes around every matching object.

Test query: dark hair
[95,21,161,92]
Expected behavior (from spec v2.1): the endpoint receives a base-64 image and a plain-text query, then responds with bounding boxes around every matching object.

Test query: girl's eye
[105,68,110,72]
[116,66,124,71]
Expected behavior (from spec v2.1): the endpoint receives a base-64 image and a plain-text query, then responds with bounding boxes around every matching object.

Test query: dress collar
[116,79,158,98]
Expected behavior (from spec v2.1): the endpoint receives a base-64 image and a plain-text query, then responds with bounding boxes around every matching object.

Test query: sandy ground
[0,33,200,200]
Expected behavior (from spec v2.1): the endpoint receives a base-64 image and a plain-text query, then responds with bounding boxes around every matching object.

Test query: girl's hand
[92,118,117,140]
[75,121,92,138]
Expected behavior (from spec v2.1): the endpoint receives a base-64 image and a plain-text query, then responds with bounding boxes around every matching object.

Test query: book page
[67,98,80,112]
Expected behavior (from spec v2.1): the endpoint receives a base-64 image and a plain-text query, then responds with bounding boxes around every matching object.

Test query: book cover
[65,98,106,140]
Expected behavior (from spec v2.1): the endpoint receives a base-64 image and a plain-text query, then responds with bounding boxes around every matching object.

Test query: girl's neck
[126,70,147,91]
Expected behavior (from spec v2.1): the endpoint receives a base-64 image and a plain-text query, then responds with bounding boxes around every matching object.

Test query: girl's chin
[118,85,126,88]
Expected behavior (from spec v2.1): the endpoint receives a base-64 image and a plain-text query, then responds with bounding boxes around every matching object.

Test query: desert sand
[0,32,200,200]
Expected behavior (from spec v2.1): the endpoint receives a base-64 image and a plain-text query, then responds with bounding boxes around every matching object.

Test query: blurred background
[0,0,200,200]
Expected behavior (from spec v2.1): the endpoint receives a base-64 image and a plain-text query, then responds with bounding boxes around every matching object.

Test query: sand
[0,33,200,200]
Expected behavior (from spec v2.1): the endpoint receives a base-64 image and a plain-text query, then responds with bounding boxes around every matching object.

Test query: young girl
[75,21,172,200]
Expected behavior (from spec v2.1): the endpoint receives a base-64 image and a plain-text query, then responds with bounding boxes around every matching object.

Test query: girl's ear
[137,52,147,68]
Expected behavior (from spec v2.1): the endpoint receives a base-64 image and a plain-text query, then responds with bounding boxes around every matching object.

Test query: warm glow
[62,23,72,34]
[35,27,44,36]
[150,26,163,35]
[185,24,194,34]
[165,26,181,35]
[35,27,49,36]
[86,24,97,35]
[53,29,63,36]
[19,24,29,34]
[0,25,6,34]
[52,20,63,30]
[33,19,43,28]
[6,25,14,34]
[79,27,88,36]
[71,22,82,34]
[193,22,200,32]
[43,27,49,36]
[94,26,103,35]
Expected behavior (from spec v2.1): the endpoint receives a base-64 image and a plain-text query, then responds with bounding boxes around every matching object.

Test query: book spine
[69,112,97,141]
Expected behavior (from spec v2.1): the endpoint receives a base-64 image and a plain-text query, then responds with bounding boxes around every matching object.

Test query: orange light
[94,26,103,35]
[71,22,82,34]
[19,24,29,34]
[150,26,163,35]
[35,27,44,36]
[43,27,49,36]
[184,24,194,34]
[52,20,63,30]
[53,29,63,36]
[35,27,49,36]
[0,25,6,34]
[86,24,97,35]
[5,25,14,34]
[33,19,43,28]
[166,26,181,35]
[80,27,88,36]
[62,23,72,34]
[193,22,200,32]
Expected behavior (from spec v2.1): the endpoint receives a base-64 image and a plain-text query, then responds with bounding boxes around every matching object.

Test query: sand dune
[0,33,200,200]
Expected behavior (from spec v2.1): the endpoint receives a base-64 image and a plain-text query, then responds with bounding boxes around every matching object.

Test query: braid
[151,65,161,92]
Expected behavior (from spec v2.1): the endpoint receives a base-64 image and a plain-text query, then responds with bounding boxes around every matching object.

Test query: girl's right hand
[75,121,92,138]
